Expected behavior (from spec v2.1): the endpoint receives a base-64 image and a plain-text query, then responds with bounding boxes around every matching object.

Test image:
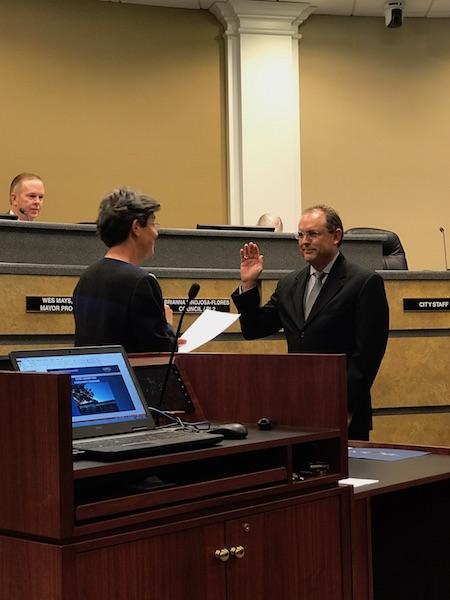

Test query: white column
[209,0,314,231]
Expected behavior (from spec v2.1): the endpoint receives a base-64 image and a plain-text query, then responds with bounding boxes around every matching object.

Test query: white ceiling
[102,0,450,18]
[310,0,450,17]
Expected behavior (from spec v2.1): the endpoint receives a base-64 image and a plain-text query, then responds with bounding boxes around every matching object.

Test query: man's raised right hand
[240,242,264,291]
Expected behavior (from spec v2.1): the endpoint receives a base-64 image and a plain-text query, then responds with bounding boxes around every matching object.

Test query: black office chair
[345,227,408,270]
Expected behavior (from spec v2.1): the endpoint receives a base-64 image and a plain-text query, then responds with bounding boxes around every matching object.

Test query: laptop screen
[133,363,195,414]
[10,346,154,438]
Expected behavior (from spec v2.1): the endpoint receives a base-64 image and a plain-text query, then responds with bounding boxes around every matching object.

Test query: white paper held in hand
[178,308,240,353]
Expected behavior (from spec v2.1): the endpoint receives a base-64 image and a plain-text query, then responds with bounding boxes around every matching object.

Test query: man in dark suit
[8,172,45,221]
[232,204,389,440]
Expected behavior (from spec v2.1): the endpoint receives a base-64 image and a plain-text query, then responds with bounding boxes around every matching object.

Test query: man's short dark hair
[97,187,160,248]
[304,204,344,246]
[9,172,43,197]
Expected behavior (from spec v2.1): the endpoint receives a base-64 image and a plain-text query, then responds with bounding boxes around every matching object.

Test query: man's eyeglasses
[295,230,324,241]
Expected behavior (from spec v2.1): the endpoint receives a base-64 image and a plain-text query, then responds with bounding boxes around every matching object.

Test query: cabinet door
[225,494,350,600]
[76,523,226,600]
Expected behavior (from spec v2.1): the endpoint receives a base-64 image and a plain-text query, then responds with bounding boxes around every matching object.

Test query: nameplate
[403,298,450,311]
[166,298,231,314]
[26,296,73,313]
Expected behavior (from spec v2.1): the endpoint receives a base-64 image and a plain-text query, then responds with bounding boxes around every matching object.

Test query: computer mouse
[208,423,248,439]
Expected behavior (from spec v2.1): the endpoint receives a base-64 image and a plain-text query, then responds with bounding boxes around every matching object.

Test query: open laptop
[133,362,195,414]
[9,345,223,460]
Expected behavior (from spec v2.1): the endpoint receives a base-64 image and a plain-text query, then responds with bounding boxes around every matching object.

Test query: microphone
[158,283,200,411]
[439,227,449,271]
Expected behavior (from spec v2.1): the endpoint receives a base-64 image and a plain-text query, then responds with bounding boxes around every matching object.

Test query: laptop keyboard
[73,428,224,455]
[77,430,211,450]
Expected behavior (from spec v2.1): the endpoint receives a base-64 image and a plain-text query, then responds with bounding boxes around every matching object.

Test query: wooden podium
[0,353,352,600]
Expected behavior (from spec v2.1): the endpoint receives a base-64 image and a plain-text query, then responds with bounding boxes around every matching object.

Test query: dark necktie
[304,271,325,319]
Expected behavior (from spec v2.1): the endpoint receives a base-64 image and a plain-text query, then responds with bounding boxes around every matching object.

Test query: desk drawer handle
[215,548,230,562]
[230,545,245,559]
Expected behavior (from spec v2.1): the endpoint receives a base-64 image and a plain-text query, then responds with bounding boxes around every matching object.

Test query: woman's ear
[131,218,141,237]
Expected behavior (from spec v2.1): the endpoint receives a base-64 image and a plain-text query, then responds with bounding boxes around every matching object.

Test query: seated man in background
[9,172,45,221]
[256,213,284,232]
[72,186,176,353]
[233,204,389,440]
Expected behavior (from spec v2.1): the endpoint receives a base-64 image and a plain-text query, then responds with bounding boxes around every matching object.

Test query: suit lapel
[305,254,347,322]
[291,267,309,327]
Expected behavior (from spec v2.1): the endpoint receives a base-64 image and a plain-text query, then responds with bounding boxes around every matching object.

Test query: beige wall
[299,15,450,270]
[2,4,450,270]
[0,0,226,227]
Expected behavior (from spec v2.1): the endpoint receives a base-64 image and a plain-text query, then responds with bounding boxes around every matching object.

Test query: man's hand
[164,303,174,325]
[240,242,263,291]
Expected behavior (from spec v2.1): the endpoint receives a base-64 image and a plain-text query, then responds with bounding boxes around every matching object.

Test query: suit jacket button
[300,332,304,339]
